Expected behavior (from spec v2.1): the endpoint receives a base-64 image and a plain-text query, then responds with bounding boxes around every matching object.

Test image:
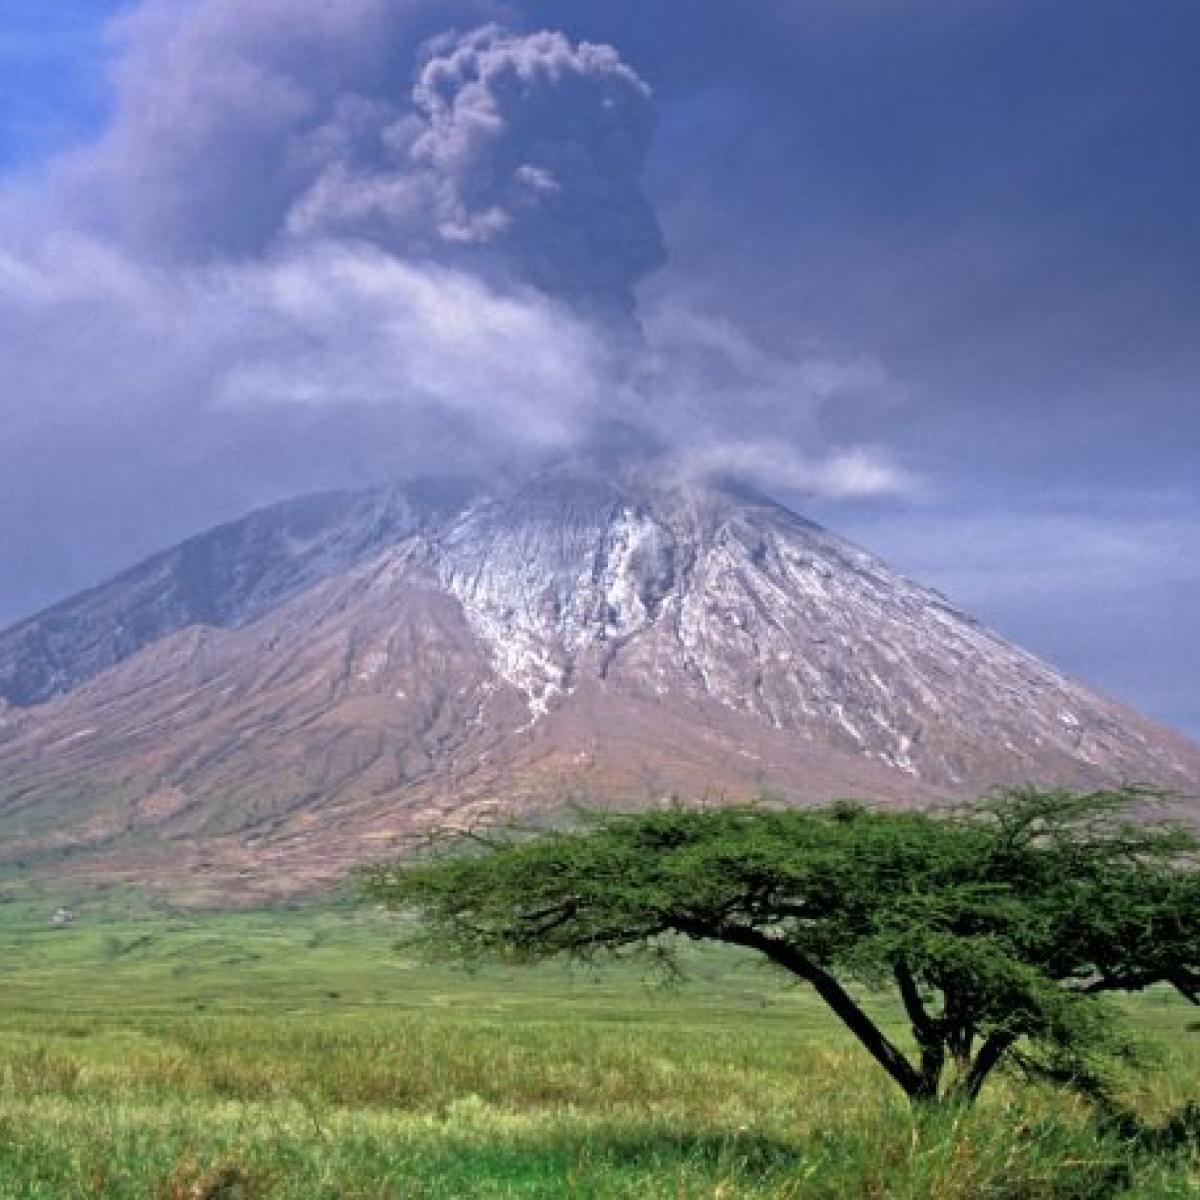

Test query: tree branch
[1074,967,1200,1003]
[894,959,946,1100]
[894,960,936,1041]
[675,917,925,1099]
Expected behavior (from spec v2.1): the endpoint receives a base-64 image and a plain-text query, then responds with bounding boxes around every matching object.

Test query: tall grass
[0,900,1197,1197]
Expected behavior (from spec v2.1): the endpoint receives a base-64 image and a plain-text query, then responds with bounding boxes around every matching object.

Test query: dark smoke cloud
[410,25,665,312]
[287,23,666,314]
[66,1,663,314]
[0,0,908,629]
[64,0,487,257]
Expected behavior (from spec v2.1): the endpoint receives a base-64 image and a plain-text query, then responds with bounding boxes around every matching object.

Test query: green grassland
[0,890,1198,1198]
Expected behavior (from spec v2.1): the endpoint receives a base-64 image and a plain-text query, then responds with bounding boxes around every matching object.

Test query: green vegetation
[363,789,1200,1111]
[0,891,1198,1197]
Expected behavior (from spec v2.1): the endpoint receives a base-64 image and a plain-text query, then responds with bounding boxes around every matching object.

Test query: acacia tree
[361,789,1200,1108]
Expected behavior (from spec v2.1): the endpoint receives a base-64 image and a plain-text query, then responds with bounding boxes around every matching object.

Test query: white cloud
[664,439,917,499]
[209,242,606,447]
[626,300,912,498]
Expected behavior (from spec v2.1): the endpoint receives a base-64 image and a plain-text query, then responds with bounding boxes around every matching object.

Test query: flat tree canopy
[362,789,1200,1108]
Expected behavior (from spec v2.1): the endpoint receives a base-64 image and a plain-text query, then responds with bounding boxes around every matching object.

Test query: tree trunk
[950,1032,1016,1104]
[697,921,928,1101]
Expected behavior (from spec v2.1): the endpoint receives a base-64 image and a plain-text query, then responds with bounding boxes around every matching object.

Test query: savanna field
[0,892,1198,1200]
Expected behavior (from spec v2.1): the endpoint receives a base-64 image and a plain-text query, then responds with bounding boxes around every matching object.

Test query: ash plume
[68,2,663,316]
[409,24,665,314]
[65,0,495,260]
[0,0,909,626]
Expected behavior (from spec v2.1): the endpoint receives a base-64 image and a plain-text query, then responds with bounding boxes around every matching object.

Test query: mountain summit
[2,464,1197,899]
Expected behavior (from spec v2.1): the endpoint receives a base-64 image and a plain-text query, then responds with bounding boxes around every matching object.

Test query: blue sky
[0,0,122,171]
[0,0,1197,737]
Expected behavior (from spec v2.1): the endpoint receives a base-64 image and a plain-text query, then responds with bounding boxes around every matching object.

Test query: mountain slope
[0,480,473,707]
[1,464,1197,900]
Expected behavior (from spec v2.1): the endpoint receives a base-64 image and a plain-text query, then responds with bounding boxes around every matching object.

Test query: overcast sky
[1,0,1197,738]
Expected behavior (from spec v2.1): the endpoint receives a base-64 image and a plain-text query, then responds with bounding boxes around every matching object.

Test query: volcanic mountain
[1,464,1197,899]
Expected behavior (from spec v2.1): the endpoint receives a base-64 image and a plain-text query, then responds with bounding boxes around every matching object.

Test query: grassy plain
[0,888,1197,1198]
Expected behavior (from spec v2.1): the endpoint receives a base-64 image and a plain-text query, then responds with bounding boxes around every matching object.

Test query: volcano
[2,463,1197,900]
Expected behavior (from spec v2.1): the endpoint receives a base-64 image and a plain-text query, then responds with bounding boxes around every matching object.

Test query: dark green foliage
[362,788,1200,1108]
